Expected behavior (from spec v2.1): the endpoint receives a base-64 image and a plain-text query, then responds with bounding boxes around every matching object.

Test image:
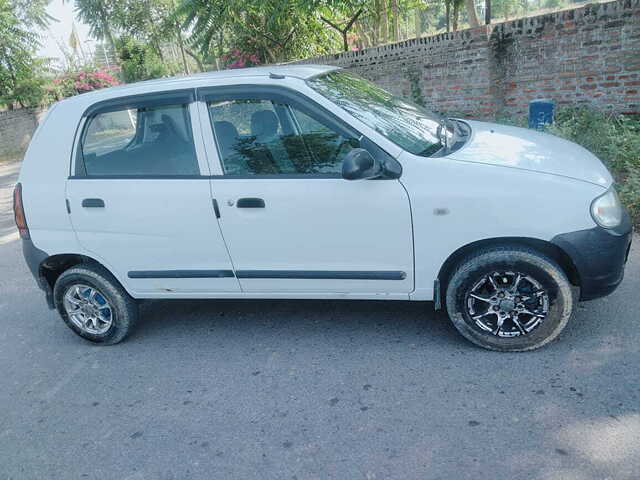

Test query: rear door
[67,90,240,296]
[198,85,414,296]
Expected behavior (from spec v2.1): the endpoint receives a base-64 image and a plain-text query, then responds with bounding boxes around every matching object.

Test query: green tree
[316,0,366,51]
[112,0,188,70]
[178,0,334,64]
[73,0,201,74]
[10,0,53,28]
[115,35,169,82]
[0,0,51,108]
[73,0,118,53]
[320,10,363,51]
[318,0,439,50]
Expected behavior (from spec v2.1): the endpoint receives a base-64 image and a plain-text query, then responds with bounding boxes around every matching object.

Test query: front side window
[208,98,357,175]
[308,70,445,157]
[81,103,199,176]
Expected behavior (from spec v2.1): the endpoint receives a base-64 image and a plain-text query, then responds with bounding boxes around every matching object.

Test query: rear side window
[80,103,199,176]
[83,109,137,156]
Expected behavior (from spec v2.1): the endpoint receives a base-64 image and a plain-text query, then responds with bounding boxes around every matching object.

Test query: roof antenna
[269,72,285,79]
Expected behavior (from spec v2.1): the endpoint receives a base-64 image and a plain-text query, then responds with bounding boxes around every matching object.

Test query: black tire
[445,246,575,352]
[53,263,138,345]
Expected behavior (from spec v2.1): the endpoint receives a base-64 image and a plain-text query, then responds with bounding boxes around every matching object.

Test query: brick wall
[293,0,640,118]
[0,108,46,158]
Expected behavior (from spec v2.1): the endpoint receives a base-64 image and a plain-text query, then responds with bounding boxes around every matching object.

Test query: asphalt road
[1,159,639,480]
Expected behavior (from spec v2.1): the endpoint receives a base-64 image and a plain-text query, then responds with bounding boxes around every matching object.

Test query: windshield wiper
[416,116,450,157]
[436,116,449,152]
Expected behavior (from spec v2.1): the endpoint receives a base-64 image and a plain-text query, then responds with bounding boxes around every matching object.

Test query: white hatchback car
[14,65,632,351]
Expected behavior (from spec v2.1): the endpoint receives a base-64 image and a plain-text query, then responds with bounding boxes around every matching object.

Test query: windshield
[308,70,445,156]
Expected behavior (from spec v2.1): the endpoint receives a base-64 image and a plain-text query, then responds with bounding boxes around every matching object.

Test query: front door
[200,87,414,295]
[67,93,239,296]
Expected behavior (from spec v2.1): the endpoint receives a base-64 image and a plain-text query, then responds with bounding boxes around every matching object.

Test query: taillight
[13,183,30,239]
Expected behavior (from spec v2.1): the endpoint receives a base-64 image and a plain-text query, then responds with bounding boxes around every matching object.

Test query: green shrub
[115,36,168,83]
[547,108,640,228]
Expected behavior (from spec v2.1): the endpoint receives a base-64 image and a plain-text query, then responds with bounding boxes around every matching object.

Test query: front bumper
[552,210,633,301]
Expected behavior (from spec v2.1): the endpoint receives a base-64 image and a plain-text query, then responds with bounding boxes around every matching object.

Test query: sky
[37,0,96,66]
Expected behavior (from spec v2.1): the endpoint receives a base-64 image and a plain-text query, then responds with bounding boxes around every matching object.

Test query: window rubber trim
[197,84,360,140]
[197,84,399,179]
[82,89,196,118]
[74,89,199,177]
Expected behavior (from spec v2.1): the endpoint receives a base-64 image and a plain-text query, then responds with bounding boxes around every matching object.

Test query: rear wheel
[445,246,575,352]
[53,264,137,345]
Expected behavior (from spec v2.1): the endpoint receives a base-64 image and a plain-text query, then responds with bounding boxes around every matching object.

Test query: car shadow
[135,297,463,348]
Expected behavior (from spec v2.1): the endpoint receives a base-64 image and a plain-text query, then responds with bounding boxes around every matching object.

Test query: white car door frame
[67,89,241,298]
[196,84,415,298]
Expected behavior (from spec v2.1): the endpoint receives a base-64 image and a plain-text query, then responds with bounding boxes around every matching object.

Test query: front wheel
[445,247,575,352]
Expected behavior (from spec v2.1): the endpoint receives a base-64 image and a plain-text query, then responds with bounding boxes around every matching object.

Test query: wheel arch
[436,237,581,306]
[39,253,122,297]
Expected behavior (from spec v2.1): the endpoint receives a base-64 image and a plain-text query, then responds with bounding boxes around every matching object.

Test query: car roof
[57,64,340,110]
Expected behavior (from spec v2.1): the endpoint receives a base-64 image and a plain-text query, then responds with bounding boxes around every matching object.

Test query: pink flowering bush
[222,49,261,69]
[47,66,120,100]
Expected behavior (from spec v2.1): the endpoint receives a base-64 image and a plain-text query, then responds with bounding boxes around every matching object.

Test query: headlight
[590,187,623,228]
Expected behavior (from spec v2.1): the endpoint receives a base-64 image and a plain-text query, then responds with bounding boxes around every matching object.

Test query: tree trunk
[185,48,204,71]
[465,0,480,27]
[391,0,400,41]
[104,22,117,55]
[321,10,363,52]
[372,0,380,44]
[452,2,460,31]
[264,45,277,63]
[153,38,164,61]
[445,1,450,32]
[380,0,388,43]
[175,24,190,74]
[354,21,372,48]
[215,30,224,70]
[97,1,118,60]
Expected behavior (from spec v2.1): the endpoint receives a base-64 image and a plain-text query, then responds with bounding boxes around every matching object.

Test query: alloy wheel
[465,271,549,338]
[63,284,114,335]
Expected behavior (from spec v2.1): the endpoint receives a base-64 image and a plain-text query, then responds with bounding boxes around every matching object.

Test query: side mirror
[342,148,383,180]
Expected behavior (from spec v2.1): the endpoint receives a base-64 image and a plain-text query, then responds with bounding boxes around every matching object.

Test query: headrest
[251,110,279,140]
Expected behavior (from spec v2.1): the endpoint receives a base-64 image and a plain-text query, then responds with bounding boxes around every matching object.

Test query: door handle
[82,198,105,208]
[237,198,265,208]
